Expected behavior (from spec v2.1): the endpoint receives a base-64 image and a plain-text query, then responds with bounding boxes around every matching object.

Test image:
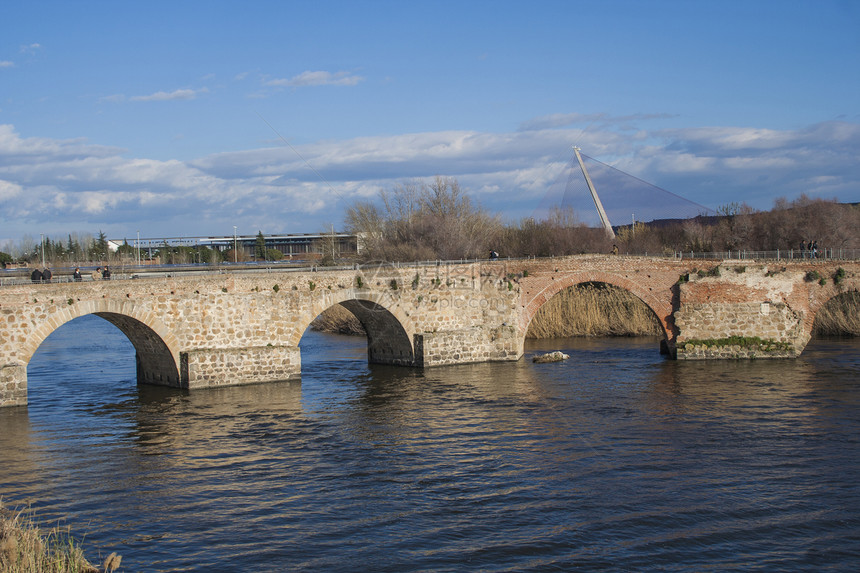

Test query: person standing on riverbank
[73,268,83,281]
[91,267,102,281]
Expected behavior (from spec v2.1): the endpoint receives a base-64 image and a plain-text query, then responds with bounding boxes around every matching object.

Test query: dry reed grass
[310,284,860,340]
[0,500,120,573]
[526,283,662,338]
[311,305,366,336]
[814,292,860,336]
[311,284,663,339]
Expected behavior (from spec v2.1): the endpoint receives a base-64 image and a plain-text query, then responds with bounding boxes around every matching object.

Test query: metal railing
[3,249,859,287]
[667,248,860,261]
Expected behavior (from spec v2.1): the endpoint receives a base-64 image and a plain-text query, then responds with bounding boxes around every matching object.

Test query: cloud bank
[1,118,858,245]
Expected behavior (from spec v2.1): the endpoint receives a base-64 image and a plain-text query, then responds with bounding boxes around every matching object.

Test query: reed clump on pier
[0,500,121,573]
[526,282,662,338]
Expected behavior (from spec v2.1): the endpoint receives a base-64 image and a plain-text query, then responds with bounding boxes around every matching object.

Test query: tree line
[345,176,859,261]
[0,229,294,268]
[3,177,856,267]
[1,231,111,267]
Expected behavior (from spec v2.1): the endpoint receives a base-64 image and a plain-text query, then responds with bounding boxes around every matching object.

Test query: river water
[1,315,859,571]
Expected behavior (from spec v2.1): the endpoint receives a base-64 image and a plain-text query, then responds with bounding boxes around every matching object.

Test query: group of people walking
[30,265,111,283]
[800,240,819,259]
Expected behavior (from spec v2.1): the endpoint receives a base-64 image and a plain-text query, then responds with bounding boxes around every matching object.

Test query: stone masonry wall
[181,345,301,389]
[672,262,855,359]
[0,261,522,406]
[2,257,858,405]
[674,301,803,358]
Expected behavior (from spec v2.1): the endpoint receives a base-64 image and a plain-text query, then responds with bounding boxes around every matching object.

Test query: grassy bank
[0,501,120,573]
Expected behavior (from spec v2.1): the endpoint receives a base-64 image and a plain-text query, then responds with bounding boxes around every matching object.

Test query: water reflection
[2,318,858,571]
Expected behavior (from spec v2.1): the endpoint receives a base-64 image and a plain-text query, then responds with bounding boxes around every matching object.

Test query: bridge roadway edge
[1,256,858,407]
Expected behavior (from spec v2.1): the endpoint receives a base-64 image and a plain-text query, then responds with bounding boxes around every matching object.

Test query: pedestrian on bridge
[30,268,43,283]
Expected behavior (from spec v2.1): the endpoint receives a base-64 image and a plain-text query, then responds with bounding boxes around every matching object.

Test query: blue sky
[1,0,858,247]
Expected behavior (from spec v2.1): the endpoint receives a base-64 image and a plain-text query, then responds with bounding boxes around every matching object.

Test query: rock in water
[532,351,570,363]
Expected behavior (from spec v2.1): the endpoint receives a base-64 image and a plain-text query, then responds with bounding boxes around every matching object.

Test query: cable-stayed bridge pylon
[534,148,717,229]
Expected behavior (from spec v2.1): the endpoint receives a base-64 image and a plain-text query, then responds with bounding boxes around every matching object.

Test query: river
[1,314,859,571]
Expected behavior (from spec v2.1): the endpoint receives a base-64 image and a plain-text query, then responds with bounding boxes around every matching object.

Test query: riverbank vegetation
[0,500,120,573]
[524,283,663,338]
[311,305,365,336]
[344,179,859,261]
[312,282,860,338]
[3,178,857,267]
[814,292,860,336]
[311,283,664,338]
[311,283,860,338]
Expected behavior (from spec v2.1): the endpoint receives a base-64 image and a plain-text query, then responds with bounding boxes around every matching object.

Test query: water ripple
[1,320,859,571]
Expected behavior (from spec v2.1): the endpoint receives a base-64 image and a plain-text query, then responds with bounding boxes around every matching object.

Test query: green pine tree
[255,231,266,260]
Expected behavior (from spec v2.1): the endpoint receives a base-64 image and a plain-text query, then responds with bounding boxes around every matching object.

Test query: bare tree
[344,177,500,262]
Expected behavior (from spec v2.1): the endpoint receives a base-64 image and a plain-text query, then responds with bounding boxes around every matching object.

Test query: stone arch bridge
[2,256,857,406]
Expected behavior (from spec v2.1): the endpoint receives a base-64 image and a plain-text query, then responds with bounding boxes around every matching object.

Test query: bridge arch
[519,271,673,350]
[23,300,182,388]
[807,289,860,341]
[289,289,416,366]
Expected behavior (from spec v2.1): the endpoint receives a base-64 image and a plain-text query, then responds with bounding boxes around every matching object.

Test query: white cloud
[129,88,208,102]
[265,70,364,88]
[0,119,858,241]
[0,179,22,200]
[0,61,14,69]
[519,112,674,132]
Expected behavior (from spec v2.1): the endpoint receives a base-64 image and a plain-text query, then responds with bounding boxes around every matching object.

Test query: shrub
[834,267,846,285]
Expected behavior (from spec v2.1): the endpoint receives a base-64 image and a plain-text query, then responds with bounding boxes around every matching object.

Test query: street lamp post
[40,233,45,267]
[233,226,238,263]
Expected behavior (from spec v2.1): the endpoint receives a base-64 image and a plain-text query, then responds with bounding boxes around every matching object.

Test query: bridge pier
[179,345,301,389]
[0,364,28,407]
[414,325,521,367]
